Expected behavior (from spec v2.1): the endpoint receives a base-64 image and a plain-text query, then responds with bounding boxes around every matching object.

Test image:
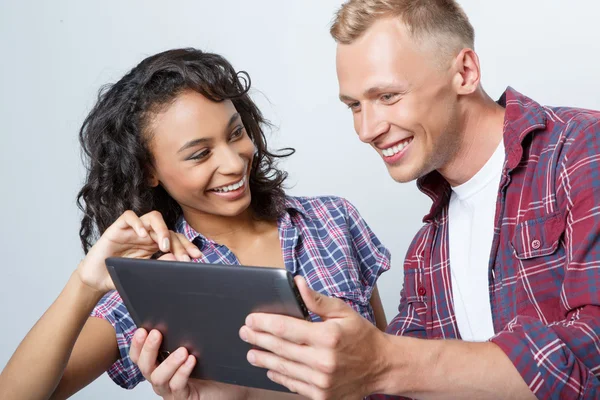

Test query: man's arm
[376,336,534,399]
[240,277,535,399]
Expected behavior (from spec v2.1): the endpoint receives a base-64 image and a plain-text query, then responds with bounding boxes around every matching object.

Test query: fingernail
[162,238,170,252]
[186,355,195,366]
[247,351,256,365]
[174,348,186,361]
[240,328,248,342]
[134,330,145,343]
[245,316,253,328]
[267,371,274,381]
[150,330,160,343]
[182,254,191,262]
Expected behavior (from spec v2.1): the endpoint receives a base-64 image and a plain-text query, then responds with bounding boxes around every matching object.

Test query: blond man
[240,1,600,399]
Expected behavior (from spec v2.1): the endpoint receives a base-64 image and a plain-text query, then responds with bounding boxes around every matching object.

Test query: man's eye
[347,102,361,112]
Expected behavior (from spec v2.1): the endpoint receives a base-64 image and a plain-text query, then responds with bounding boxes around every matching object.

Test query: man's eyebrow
[339,85,407,102]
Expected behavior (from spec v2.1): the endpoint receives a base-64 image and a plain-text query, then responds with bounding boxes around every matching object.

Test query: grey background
[1,0,599,398]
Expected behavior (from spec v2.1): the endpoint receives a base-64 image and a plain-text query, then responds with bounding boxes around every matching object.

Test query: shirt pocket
[403,268,431,319]
[510,211,565,259]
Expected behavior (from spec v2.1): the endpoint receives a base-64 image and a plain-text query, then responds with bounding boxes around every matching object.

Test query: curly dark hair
[76,48,294,253]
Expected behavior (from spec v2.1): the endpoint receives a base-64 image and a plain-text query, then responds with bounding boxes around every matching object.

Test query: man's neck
[438,91,506,187]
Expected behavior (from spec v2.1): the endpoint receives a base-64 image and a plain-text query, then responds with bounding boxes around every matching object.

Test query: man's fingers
[266,370,320,399]
[295,276,351,320]
[242,313,316,346]
[247,348,329,389]
[241,327,321,366]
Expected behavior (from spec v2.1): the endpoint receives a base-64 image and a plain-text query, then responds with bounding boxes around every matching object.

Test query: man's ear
[451,48,481,96]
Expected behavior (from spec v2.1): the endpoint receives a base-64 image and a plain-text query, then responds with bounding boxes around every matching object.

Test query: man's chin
[386,167,419,184]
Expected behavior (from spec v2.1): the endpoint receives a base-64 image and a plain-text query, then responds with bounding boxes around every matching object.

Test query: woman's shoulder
[91,290,133,325]
[284,195,354,220]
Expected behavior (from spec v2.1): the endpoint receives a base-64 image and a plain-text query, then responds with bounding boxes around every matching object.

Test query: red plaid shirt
[381,88,600,399]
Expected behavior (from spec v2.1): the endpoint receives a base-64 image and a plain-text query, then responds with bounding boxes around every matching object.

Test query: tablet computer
[105,257,310,392]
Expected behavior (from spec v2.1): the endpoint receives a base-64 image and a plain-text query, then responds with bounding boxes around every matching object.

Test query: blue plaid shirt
[92,196,391,389]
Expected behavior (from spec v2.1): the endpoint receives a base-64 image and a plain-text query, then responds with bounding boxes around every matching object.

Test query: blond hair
[331,0,474,57]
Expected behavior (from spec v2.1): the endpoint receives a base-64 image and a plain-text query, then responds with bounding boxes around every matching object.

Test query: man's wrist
[370,335,440,397]
[368,332,405,395]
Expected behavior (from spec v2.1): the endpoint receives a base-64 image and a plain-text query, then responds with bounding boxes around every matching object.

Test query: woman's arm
[50,315,120,399]
[369,285,388,331]
[0,273,114,400]
[0,210,201,400]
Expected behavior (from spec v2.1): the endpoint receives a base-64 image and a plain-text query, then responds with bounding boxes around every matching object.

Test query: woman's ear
[148,168,160,187]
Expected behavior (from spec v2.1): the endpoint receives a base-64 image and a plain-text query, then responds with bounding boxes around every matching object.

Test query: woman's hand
[130,329,249,400]
[76,210,202,294]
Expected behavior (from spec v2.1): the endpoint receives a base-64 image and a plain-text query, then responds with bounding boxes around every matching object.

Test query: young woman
[0,48,390,399]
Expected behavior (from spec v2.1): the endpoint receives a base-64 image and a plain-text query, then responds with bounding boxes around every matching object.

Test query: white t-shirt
[448,139,504,341]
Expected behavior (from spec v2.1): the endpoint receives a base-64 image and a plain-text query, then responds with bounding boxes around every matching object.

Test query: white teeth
[212,176,246,193]
[382,138,412,157]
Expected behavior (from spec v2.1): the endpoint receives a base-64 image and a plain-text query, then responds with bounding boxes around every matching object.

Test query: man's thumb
[294,275,351,320]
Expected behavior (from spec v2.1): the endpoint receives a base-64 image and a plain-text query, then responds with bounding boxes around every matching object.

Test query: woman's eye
[189,149,210,161]
[231,126,245,140]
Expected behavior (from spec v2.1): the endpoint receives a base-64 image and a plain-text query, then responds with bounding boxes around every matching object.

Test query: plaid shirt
[378,88,600,399]
[91,196,390,389]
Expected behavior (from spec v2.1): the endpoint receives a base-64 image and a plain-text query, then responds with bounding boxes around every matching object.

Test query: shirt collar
[418,87,547,222]
[175,196,309,245]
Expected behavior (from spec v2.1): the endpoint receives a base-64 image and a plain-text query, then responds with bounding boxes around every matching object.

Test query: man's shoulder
[502,88,600,148]
[542,104,600,138]
[533,105,600,168]
[512,100,600,161]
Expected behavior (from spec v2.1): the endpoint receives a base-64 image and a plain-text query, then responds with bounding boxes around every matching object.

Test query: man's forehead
[336,28,421,71]
[338,18,413,48]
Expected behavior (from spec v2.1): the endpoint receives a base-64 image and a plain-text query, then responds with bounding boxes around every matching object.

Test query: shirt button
[417,286,426,296]
[531,239,541,249]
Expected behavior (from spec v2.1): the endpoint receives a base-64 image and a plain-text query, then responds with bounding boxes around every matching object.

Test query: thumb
[294,276,352,320]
